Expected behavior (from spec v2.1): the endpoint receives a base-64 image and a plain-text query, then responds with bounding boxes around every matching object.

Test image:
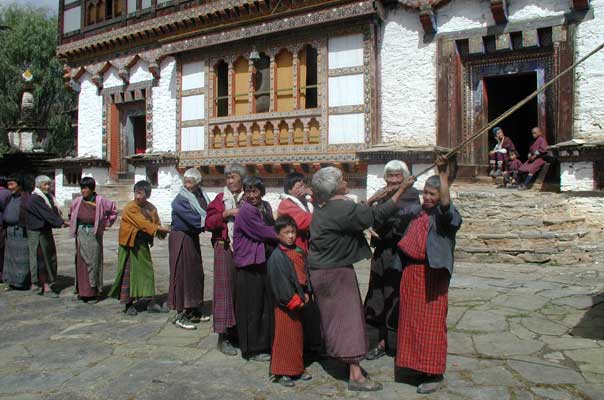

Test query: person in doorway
[2,176,31,290]
[205,163,246,355]
[364,160,421,360]
[108,180,170,315]
[518,127,549,190]
[488,127,516,177]
[0,176,11,282]
[308,166,415,392]
[395,156,462,394]
[168,168,211,330]
[267,216,313,387]
[26,175,69,298]
[233,176,277,361]
[68,177,118,302]
[502,151,522,188]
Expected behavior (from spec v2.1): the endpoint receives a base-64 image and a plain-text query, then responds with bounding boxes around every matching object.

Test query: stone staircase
[452,183,604,265]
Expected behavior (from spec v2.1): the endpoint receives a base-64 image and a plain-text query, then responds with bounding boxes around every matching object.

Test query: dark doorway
[130,115,146,155]
[484,72,538,162]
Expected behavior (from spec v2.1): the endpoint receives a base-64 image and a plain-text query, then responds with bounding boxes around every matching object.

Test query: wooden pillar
[292,51,299,109]
[227,61,234,116]
[269,54,276,112]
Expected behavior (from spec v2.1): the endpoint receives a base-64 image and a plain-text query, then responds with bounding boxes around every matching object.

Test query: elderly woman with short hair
[308,167,414,391]
[26,175,68,297]
[168,168,211,330]
[205,163,246,354]
[364,160,421,360]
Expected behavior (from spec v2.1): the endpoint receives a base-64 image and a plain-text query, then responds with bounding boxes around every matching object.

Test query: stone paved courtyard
[1,223,604,400]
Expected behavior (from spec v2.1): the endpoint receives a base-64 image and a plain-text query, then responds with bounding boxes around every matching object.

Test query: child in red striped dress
[267,216,313,387]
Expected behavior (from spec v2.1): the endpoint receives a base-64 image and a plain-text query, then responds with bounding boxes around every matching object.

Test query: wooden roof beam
[419,4,437,34]
[490,0,508,24]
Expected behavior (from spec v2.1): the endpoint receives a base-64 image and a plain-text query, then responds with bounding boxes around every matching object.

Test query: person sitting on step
[503,150,522,188]
[518,127,549,190]
[488,127,516,178]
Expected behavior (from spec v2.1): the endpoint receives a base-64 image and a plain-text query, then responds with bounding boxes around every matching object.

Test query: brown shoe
[348,377,383,392]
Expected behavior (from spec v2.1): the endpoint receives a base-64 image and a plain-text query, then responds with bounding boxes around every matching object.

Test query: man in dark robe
[26,175,68,297]
[364,160,420,360]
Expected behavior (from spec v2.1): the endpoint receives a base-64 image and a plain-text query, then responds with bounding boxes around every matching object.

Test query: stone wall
[152,57,177,152]
[77,73,103,158]
[82,167,110,186]
[560,161,594,192]
[574,0,604,139]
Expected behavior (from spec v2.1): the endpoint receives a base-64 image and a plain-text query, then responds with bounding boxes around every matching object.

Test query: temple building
[54,0,604,219]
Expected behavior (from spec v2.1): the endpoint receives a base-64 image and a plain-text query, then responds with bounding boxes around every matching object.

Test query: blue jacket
[170,190,208,234]
[394,203,462,275]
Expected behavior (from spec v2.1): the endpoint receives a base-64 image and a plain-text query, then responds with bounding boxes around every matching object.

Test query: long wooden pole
[413,41,604,179]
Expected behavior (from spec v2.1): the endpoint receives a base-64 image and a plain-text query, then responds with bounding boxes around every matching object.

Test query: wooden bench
[531,161,550,191]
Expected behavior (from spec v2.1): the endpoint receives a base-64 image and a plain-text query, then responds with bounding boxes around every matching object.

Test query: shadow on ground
[570,290,604,340]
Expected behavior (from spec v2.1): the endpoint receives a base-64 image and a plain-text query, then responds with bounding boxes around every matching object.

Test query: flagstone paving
[1,227,603,400]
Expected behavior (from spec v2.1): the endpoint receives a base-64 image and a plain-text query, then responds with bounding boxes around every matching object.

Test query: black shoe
[125,304,138,316]
[175,315,197,330]
[218,339,238,356]
[366,346,386,360]
[417,375,444,394]
[348,377,383,392]
[275,376,295,387]
[250,353,271,362]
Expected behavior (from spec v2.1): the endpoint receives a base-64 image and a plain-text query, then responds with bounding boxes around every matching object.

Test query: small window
[215,61,228,117]
[254,53,270,113]
[64,168,82,187]
[275,50,294,112]
[299,46,318,109]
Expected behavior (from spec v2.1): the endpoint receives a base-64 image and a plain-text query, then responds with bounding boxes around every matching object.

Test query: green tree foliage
[0,5,76,156]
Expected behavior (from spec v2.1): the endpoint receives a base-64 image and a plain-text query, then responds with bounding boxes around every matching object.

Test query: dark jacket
[26,193,64,231]
[267,247,312,309]
[0,187,11,227]
[371,187,421,250]
[395,203,462,275]
[308,198,398,269]
[170,189,208,234]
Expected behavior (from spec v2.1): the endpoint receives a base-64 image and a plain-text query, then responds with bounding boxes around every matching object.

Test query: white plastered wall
[152,57,178,152]
[54,168,82,207]
[77,73,103,158]
[574,0,604,139]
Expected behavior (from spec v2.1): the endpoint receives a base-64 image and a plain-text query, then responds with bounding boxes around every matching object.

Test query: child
[108,181,170,315]
[503,150,522,188]
[267,216,313,387]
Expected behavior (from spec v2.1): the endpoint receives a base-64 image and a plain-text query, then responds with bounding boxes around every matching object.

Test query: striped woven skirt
[396,263,449,375]
[271,306,304,376]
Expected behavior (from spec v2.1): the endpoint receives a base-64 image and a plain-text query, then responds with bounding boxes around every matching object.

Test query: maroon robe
[519,136,549,175]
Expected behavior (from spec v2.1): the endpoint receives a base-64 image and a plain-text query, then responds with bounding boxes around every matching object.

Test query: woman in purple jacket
[233,175,277,361]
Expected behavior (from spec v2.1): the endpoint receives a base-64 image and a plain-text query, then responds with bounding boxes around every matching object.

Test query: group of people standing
[488,126,550,189]
[0,155,462,394]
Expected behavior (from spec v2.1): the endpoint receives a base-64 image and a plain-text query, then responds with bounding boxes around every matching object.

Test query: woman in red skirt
[395,156,462,394]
